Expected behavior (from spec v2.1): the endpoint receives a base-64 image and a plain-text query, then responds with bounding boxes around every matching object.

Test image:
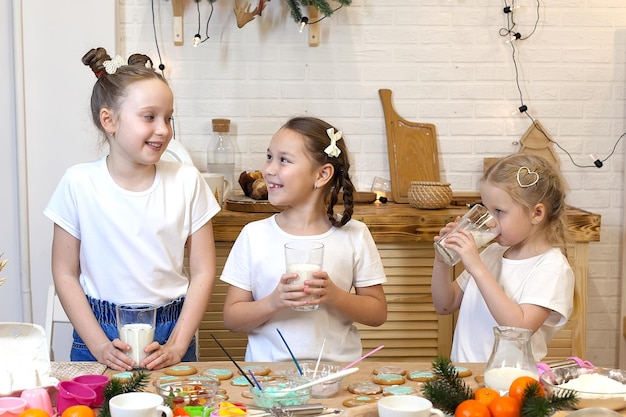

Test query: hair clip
[517,166,539,188]
[103,55,125,75]
[324,128,342,158]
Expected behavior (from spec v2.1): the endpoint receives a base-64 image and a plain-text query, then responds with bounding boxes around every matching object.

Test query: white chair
[44,284,70,360]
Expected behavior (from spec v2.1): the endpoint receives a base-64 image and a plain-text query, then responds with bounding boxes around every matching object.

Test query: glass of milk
[115,303,157,367]
[284,241,324,311]
[434,204,498,266]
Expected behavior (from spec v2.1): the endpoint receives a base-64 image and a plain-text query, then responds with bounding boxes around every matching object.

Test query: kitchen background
[1,0,625,366]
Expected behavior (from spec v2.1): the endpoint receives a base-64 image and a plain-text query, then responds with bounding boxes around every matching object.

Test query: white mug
[109,392,173,417]
[378,395,445,417]
[203,173,232,205]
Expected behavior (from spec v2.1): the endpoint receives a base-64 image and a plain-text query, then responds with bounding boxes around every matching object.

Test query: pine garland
[421,357,473,415]
[99,370,151,417]
[286,0,352,23]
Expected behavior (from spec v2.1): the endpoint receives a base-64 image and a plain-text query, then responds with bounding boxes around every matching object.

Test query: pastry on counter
[238,170,268,200]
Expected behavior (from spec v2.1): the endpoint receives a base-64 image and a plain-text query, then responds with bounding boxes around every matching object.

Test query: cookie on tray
[407,370,437,382]
[373,365,407,376]
[454,365,472,378]
[164,365,198,376]
[342,395,377,407]
[241,365,271,376]
[347,381,382,395]
[372,373,405,385]
[204,368,233,380]
[382,385,417,396]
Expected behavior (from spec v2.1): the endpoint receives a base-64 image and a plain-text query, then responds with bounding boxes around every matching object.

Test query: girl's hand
[98,339,135,371]
[442,228,482,269]
[434,216,460,263]
[270,272,312,310]
[301,271,341,308]
[141,342,184,370]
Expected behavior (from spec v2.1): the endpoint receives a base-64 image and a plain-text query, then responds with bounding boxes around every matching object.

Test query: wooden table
[102,361,624,417]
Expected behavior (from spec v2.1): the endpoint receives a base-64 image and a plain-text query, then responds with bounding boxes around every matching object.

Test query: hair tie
[103,55,125,75]
[94,70,106,78]
[517,166,539,188]
[324,128,342,158]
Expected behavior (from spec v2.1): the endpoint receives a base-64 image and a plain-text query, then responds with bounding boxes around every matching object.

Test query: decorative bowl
[286,362,343,398]
[154,377,219,408]
[408,181,452,209]
[540,367,626,410]
[250,380,311,408]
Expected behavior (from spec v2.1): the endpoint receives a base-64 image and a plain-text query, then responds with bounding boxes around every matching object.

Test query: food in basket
[238,171,267,200]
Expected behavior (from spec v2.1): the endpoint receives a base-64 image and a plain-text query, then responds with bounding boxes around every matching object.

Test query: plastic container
[154,377,219,408]
[0,397,28,417]
[207,118,235,197]
[286,362,343,398]
[55,380,96,415]
[72,374,110,407]
[250,380,311,408]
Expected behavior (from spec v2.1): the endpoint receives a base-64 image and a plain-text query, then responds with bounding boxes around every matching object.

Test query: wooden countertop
[102,361,618,416]
[212,201,601,244]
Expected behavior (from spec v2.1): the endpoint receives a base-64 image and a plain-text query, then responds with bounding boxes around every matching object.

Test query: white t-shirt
[44,157,220,305]
[451,244,574,362]
[220,215,387,362]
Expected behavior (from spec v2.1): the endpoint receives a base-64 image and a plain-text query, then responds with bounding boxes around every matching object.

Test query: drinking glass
[285,241,324,311]
[116,303,157,366]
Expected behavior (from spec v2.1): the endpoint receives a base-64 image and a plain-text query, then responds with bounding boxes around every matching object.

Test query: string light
[193,34,201,47]
[299,16,309,33]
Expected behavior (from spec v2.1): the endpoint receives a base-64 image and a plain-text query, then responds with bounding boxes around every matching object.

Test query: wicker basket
[408,181,452,209]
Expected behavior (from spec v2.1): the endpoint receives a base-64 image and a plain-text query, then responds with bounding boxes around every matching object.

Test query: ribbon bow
[324,128,343,158]
[103,55,125,75]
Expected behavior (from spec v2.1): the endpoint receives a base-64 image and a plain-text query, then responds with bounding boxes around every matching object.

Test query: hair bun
[128,53,153,69]
[81,47,111,76]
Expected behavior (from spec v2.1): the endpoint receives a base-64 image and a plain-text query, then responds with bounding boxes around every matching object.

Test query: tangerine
[488,396,521,417]
[19,409,50,417]
[474,387,500,407]
[60,405,96,417]
[508,375,545,403]
[454,399,491,417]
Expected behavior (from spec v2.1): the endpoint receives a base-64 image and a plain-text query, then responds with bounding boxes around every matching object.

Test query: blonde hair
[482,153,571,252]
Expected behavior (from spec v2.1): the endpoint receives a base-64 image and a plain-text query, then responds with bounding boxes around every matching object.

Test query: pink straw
[341,344,384,370]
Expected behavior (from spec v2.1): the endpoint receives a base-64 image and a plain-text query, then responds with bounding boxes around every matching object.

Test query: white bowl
[286,362,343,398]
[540,367,626,411]
[378,395,445,417]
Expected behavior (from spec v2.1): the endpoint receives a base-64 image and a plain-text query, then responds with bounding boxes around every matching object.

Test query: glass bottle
[483,326,538,395]
[207,118,234,196]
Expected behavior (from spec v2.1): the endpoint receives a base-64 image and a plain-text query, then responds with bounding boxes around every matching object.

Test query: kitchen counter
[200,201,600,362]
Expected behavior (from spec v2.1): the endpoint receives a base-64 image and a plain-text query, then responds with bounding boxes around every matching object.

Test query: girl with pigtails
[221,116,388,362]
[45,47,220,370]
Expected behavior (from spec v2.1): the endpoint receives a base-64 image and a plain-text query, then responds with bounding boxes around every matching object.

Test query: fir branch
[99,370,151,417]
[421,357,473,415]
[521,379,578,417]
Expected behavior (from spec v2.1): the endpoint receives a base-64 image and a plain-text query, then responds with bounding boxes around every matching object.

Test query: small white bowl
[378,395,445,417]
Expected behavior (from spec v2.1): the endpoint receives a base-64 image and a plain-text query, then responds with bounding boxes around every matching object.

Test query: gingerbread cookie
[164,365,198,376]
[111,372,133,383]
[230,375,274,387]
[204,368,233,380]
[342,395,377,407]
[241,365,271,376]
[373,366,406,376]
[407,370,437,382]
[372,373,405,385]
[241,390,253,399]
[382,385,417,396]
[347,381,382,395]
[454,366,472,378]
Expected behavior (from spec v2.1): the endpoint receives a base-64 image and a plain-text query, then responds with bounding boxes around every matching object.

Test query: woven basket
[408,181,452,209]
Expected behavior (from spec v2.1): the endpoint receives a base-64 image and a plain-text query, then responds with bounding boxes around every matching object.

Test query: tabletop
[101,361,607,417]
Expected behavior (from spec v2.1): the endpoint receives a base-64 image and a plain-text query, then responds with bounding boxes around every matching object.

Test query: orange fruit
[488,396,521,417]
[60,405,96,417]
[508,375,545,403]
[454,399,491,417]
[474,387,500,407]
[19,409,50,417]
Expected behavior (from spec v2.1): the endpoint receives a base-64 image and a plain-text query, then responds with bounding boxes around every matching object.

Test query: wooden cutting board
[379,89,441,203]
[225,192,378,213]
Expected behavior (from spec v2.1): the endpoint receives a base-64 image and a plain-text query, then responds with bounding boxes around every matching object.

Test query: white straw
[282,367,360,392]
[313,338,326,377]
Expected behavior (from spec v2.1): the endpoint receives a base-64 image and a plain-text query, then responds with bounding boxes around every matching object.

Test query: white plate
[161,140,194,165]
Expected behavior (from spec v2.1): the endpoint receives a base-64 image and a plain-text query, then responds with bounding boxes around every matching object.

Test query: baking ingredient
[118,322,155,364]
[454,399,491,417]
[488,396,521,417]
[19,409,50,417]
[474,387,500,407]
[508,376,545,403]
[558,373,626,396]
[60,405,96,417]
[485,367,538,394]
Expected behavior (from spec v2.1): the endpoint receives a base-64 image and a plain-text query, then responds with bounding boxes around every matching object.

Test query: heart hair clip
[517,166,539,188]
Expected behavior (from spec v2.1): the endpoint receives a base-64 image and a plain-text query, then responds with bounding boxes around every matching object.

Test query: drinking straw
[276,328,303,375]
[341,344,384,370]
[313,338,327,377]
[210,333,254,387]
[248,369,263,391]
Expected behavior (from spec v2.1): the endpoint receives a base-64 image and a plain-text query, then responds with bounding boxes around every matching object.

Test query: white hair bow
[324,128,342,158]
[103,55,125,75]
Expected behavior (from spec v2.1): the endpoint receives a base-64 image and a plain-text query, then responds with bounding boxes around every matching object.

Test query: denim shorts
[70,295,197,362]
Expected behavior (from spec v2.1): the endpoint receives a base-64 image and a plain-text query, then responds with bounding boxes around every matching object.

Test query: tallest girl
[44,47,220,370]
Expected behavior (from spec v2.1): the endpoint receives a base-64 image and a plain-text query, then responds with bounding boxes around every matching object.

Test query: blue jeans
[70,295,197,362]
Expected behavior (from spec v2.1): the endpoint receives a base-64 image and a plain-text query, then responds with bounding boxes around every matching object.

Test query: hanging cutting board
[379,89,441,203]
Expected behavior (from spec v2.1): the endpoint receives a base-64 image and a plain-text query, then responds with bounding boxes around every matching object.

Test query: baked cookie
[342,395,377,407]
[372,373,405,385]
[373,366,406,376]
[164,365,198,376]
[382,385,417,396]
[230,375,274,387]
[111,372,133,383]
[241,365,271,376]
[240,390,253,399]
[204,368,233,380]
[407,370,437,382]
[347,381,382,395]
[454,366,472,378]
[189,375,220,385]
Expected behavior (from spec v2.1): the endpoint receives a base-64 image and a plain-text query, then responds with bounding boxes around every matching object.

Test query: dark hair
[482,153,571,251]
[82,47,167,138]
[281,117,355,227]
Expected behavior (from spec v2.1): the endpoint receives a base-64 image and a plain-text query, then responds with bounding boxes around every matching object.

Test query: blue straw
[249,370,263,391]
[276,328,303,375]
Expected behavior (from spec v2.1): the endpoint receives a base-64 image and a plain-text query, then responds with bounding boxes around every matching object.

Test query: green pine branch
[286,0,352,23]
[421,357,473,415]
[99,371,151,417]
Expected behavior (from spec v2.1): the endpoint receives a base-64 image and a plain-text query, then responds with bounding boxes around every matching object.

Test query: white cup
[116,303,157,367]
[434,203,498,266]
[109,392,173,417]
[284,241,324,312]
[378,395,445,417]
[203,173,232,205]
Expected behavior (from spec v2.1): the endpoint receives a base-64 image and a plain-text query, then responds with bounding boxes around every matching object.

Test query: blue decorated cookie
[383,385,417,396]
[407,370,436,382]
[453,365,472,377]
[164,364,198,376]
[203,368,233,380]
[373,372,405,385]
[342,395,376,407]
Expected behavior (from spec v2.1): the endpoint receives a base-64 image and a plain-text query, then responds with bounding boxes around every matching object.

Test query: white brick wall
[120,0,625,367]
